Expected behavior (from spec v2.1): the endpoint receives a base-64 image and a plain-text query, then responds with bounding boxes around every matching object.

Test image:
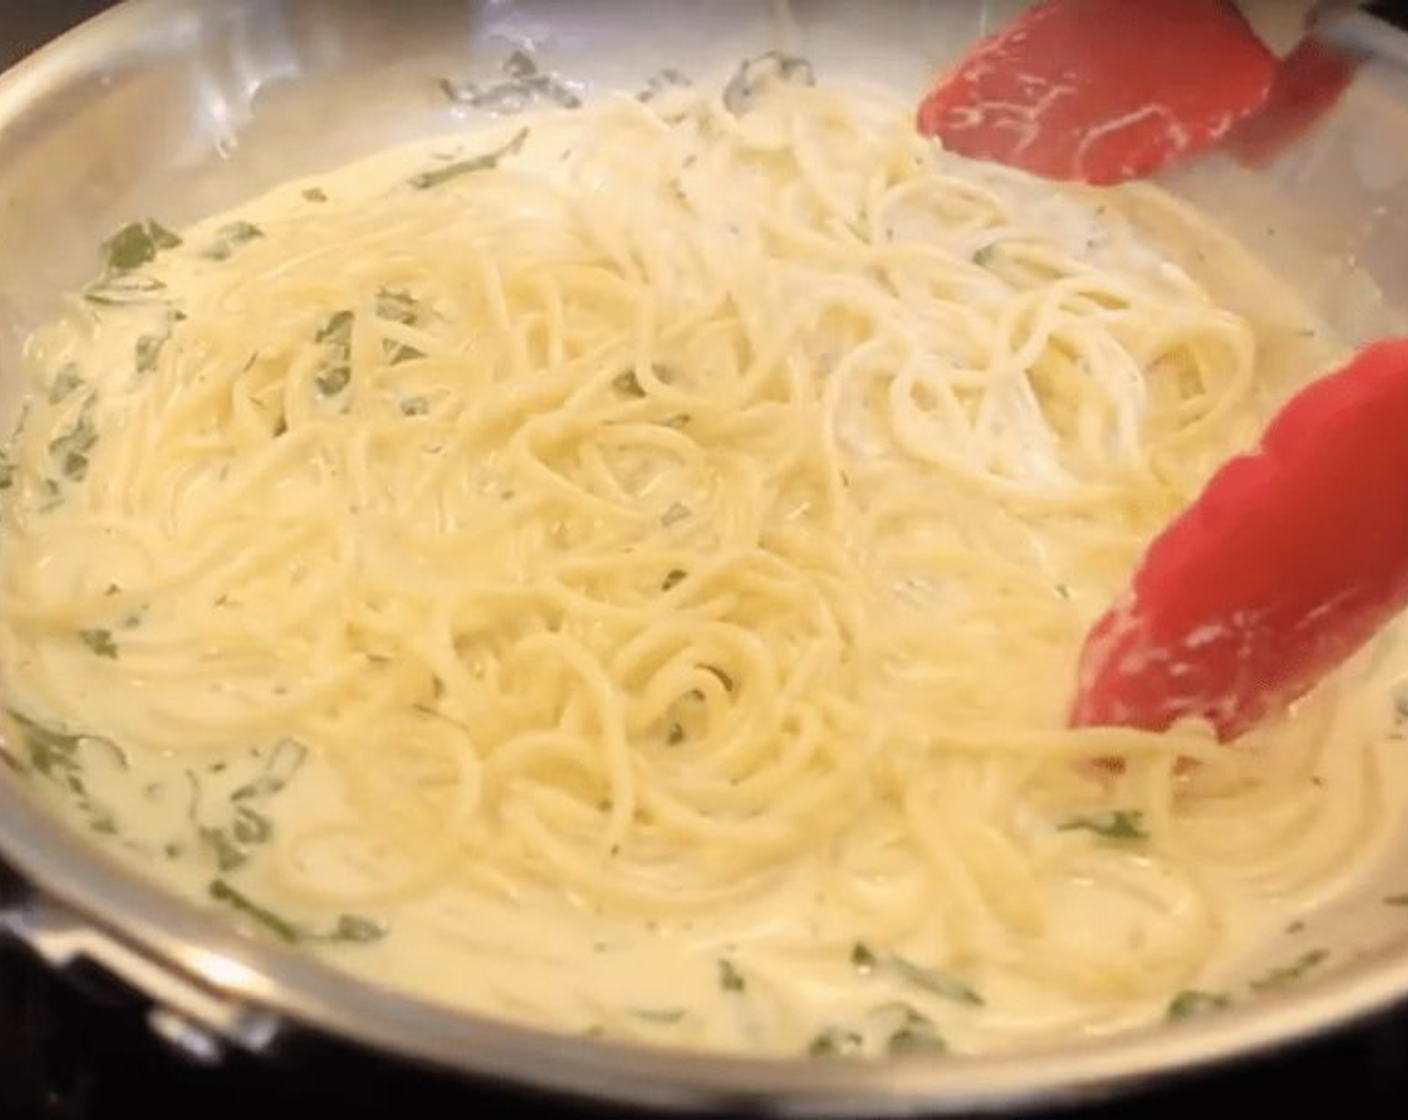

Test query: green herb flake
[851,942,879,974]
[8,712,83,780]
[662,569,687,592]
[0,451,13,491]
[661,501,691,528]
[49,364,83,404]
[887,954,984,1007]
[135,333,167,373]
[627,1007,687,1024]
[314,310,355,395]
[400,396,430,417]
[149,222,182,250]
[723,53,815,115]
[1248,948,1328,992]
[317,309,354,346]
[302,186,328,203]
[208,878,300,942]
[972,244,1000,267]
[78,628,118,659]
[884,1006,947,1056]
[1057,809,1148,841]
[49,412,98,482]
[322,914,387,944]
[231,805,272,845]
[230,739,307,802]
[613,370,646,397]
[202,220,264,261]
[316,366,350,396]
[220,220,264,244]
[199,827,247,872]
[102,220,182,272]
[376,289,421,325]
[1167,990,1231,1020]
[808,1028,863,1059]
[718,959,746,993]
[385,342,425,366]
[409,128,529,189]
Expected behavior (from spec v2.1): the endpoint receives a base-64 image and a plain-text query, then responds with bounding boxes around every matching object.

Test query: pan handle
[0,881,282,1067]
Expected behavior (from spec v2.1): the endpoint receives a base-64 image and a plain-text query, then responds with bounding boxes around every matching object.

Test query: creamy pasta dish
[2,58,1406,1058]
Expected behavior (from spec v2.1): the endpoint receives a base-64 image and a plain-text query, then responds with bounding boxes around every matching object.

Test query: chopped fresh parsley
[1248,948,1328,992]
[135,333,167,373]
[851,942,982,1006]
[49,409,98,481]
[8,711,83,780]
[190,741,306,873]
[201,220,264,261]
[220,220,263,244]
[638,68,692,102]
[612,370,645,397]
[208,879,300,942]
[883,1004,947,1056]
[439,51,581,113]
[627,1007,687,1024]
[315,310,354,395]
[1057,809,1148,841]
[302,186,328,203]
[1167,990,1230,1020]
[200,826,247,872]
[320,914,387,944]
[317,309,354,346]
[385,343,425,366]
[718,959,746,992]
[230,739,307,802]
[661,569,687,592]
[49,364,83,404]
[661,501,691,527]
[409,128,529,189]
[102,219,182,273]
[887,955,984,1006]
[400,396,430,417]
[723,52,815,115]
[972,244,1000,267]
[376,289,421,325]
[230,805,272,845]
[808,1027,863,1058]
[208,880,385,946]
[78,628,118,659]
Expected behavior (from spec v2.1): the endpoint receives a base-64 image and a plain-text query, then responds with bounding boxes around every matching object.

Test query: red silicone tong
[916,0,1361,186]
[917,1,1405,739]
[1070,340,1408,741]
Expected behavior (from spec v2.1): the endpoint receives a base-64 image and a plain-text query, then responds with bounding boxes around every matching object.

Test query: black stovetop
[3,3,1408,1117]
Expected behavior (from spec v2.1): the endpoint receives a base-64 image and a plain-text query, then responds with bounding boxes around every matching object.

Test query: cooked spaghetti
[2,62,1404,1057]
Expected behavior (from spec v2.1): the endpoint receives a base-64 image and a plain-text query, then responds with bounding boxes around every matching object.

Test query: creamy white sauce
[2,72,1407,1059]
